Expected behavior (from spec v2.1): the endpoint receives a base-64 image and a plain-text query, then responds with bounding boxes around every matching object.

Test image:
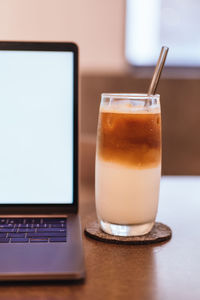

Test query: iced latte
[95,94,161,236]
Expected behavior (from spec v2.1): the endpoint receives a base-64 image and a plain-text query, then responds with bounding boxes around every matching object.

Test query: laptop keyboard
[0,218,67,243]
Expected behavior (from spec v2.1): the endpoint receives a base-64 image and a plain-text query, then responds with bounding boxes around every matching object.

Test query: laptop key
[0,219,6,223]
[18,228,35,233]
[24,218,35,223]
[43,218,66,223]
[0,238,10,243]
[19,224,33,228]
[51,224,65,228]
[32,224,49,228]
[30,238,48,243]
[0,224,14,228]
[8,233,26,238]
[9,218,24,224]
[11,238,29,243]
[37,228,66,232]
[0,233,7,238]
[49,237,66,242]
[0,228,17,233]
[27,232,66,238]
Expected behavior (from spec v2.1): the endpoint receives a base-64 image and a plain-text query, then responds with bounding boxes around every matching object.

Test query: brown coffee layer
[97,111,161,168]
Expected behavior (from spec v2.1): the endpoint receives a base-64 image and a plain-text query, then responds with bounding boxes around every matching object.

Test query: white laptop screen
[0,50,73,204]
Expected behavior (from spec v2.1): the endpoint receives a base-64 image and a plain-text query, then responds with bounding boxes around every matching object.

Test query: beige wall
[0,0,126,73]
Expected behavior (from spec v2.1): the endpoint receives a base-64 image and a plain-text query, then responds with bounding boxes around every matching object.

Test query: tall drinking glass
[95,93,161,236]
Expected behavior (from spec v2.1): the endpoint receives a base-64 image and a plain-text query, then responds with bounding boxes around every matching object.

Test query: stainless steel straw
[148,46,169,95]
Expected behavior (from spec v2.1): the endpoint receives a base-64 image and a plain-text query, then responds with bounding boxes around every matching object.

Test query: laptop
[0,41,85,280]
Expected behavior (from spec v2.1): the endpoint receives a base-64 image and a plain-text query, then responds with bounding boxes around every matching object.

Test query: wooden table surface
[0,176,200,300]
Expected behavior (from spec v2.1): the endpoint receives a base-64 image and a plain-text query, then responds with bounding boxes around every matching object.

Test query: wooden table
[0,176,199,299]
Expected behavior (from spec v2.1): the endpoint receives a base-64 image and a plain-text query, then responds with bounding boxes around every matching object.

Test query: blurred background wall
[1,0,200,185]
[0,0,126,72]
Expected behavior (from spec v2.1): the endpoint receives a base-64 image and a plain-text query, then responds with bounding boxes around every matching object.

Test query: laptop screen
[0,50,74,204]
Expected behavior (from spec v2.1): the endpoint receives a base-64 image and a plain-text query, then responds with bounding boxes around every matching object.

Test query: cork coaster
[84,219,172,245]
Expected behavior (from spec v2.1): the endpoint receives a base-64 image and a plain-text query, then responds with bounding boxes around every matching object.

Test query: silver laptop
[0,41,85,281]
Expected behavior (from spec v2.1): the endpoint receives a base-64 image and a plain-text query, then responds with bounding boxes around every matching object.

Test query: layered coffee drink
[95,94,161,236]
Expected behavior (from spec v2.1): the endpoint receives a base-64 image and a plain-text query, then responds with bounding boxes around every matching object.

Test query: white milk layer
[95,159,161,225]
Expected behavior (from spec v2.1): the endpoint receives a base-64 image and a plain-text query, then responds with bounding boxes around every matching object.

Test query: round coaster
[84,219,172,245]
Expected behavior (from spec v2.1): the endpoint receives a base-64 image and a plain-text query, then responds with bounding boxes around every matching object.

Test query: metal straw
[148,46,169,95]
